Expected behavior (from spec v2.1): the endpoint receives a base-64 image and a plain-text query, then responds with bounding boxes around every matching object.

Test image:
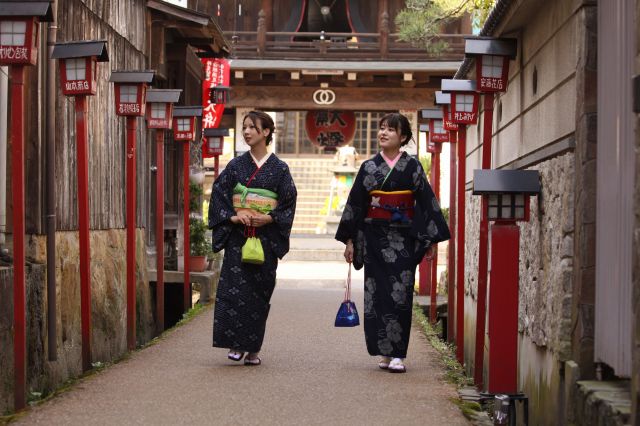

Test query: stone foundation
[0,229,155,414]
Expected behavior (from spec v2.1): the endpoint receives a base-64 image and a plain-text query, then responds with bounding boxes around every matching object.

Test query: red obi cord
[366,190,415,222]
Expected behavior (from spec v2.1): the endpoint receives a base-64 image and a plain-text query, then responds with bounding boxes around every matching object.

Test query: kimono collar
[250,151,272,169]
[380,151,403,169]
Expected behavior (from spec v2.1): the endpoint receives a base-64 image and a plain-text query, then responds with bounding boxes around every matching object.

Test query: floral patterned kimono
[208,152,297,353]
[335,152,450,358]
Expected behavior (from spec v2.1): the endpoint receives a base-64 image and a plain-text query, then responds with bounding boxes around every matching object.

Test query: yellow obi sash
[232,183,278,214]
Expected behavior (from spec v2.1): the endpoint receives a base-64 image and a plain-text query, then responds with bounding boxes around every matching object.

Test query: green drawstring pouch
[241,228,264,264]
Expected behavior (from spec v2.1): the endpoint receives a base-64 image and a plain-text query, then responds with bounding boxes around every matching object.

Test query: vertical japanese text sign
[201,58,230,129]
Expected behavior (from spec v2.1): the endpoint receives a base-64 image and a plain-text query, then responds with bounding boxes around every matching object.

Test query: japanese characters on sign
[0,18,37,65]
[429,119,449,143]
[304,110,356,150]
[450,92,479,125]
[201,58,230,129]
[442,105,459,131]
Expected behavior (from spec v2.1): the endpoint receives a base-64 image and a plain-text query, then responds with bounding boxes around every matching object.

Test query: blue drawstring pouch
[335,264,360,327]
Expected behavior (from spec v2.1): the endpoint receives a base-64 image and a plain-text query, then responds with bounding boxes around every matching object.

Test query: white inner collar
[250,151,272,168]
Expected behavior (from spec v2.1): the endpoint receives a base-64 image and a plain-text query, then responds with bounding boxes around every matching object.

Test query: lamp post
[51,40,109,372]
[173,106,202,313]
[0,0,53,410]
[441,79,479,363]
[421,109,448,325]
[464,36,517,389]
[109,69,154,351]
[145,89,182,335]
[417,124,433,298]
[203,127,229,179]
[472,169,540,396]
[435,91,458,344]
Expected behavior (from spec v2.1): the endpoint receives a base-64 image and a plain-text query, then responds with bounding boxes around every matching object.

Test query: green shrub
[189,217,210,256]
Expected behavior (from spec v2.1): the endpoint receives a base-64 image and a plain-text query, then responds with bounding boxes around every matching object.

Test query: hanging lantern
[209,85,231,104]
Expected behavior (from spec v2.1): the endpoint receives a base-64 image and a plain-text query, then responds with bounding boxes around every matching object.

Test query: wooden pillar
[261,0,273,32]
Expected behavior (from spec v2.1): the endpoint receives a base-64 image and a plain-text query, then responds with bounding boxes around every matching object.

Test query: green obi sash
[232,183,278,214]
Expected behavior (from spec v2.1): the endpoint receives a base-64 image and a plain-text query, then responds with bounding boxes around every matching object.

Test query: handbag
[241,227,264,265]
[334,263,360,327]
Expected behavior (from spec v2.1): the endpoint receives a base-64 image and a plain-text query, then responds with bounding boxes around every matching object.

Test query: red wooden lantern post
[427,134,444,324]
[0,1,53,410]
[435,91,458,344]
[109,70,154,351]
[442,79,479,363]
[145,89,182,334]
[173,106,202,313]
[417,124,433,298]
[472,169,540,395]
[464,36,518,389]
[51,40,109,372]
[203,127,229,179]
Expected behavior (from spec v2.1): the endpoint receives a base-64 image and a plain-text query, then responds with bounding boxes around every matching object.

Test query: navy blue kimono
[335,152,450,358]
[208,152,297,353]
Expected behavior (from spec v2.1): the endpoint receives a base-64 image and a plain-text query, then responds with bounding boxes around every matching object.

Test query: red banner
[201,58,230,129]
[305,110,356,149]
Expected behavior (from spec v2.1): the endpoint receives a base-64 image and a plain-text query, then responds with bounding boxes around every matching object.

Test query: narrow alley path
[15,287,468,425]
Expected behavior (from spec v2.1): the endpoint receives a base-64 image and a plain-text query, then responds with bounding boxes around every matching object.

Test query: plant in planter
[189,181,204,214]
[189,217,210,272]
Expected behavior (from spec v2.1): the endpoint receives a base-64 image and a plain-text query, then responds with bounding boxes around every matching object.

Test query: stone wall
[0,229,155,414]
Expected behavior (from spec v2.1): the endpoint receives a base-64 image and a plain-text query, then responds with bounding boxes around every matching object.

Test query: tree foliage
[396,0,496,52]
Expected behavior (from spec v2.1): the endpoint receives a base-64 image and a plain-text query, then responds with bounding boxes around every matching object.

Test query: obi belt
[366,190,414,223]
[232,183,278,214]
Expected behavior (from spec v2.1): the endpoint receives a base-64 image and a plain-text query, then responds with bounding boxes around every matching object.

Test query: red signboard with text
[305,110,356,150]
[201,58,230,129]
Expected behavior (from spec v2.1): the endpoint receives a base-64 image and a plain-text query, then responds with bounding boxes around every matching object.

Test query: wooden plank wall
[35,0,150,232]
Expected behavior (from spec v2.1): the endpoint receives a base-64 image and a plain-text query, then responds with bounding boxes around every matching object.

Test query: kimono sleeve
[207,163,236,252]
[410,160,451,262]
[335,164,369,269]
[267,164,297,259]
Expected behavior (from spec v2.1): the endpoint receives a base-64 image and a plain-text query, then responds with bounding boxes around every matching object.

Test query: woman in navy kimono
[208,111,297,365]
[336,113,450,373]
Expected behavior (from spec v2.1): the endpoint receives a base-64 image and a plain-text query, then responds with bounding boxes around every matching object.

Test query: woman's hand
[230,210,253,226]
[249,213,273,228]
[344,239,354,263]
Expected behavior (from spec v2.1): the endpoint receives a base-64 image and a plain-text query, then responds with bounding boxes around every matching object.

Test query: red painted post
[10,65,26,411]
[418,153,434,297]
[156,131,165,334]
[213,154,220,179]
[447,131,457,343]
[429,149,440,323]
[456,126,466,364]
[183,142,191,312]
[126,116,137,350]
[474,93,495,388]
[75,95,92,371]
[487,222,519,394]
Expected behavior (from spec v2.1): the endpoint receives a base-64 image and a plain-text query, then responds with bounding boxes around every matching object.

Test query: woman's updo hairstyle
[243,110,275,145]
[379,112,413,146]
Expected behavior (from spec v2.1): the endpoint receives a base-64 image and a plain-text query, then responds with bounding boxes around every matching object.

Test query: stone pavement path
[15,287,469,425]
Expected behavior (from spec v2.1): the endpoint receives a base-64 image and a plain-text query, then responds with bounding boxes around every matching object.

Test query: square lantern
[203,127,229,157]
[145,89,182,129]
[472,169,541,223]
[465,37,517,93]
[173,106,202,142]
[0,2,53,65]
[421,108,448,143]
[442,79,480,125]
[109,70,155,116]
[51,40,109,96]
[209,85,230,105]
[434,91,459,131]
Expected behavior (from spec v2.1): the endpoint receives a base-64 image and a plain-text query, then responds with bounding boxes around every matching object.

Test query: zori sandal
[388,358,406,373]
[379,357,391,370]
[244,353,261,366]
[228,350,245,361]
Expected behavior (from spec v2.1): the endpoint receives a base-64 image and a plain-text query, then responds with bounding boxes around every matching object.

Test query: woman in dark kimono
[208,111,297,365]
[336,113,450,373]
